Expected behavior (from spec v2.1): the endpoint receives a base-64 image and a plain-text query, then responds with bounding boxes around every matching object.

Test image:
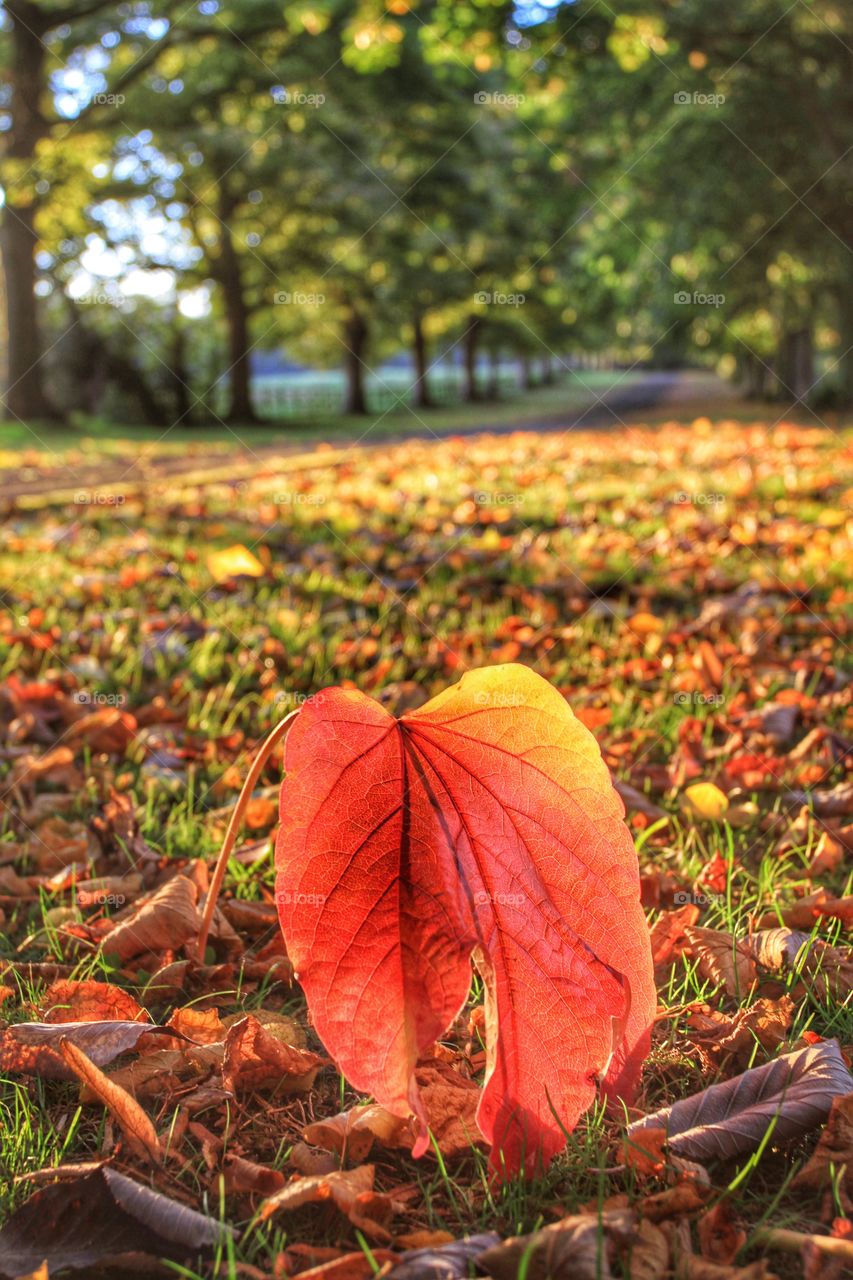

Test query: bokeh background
[2,0,851,433]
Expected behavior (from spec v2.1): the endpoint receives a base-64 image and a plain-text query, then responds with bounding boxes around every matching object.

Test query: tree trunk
[344,306,369,414]
[169,321,195,424]
[837,289,853,406]
[776,327,814,403]
[520,355,536,390]
[463,315,481,402]
[541,354,556,386]
[741,352,764,399]
[1,2,62,421]
[488,349,501,399]
[216,190,258,424]
[412,312,433,408]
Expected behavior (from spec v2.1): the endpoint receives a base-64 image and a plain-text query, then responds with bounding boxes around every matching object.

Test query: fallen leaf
[0,1166,229,1277]
[628,1040,853,1162]
[221,1154,286,1196]
[276,664,655,1176]
[650,904,700,968]
[259,1165,399,1240]
[64,708,138,754]
[697,1200,747,1264]
[388,1234,501,1280]
[475,1209,638,1280]
[102,875,201,961]
[222,1014,324,1094]
[0,1020,157,1079]
[794,1092,853,1193]
[60,1036,161,1162]
[294,1251,400,1280]
[207,543,265,581]
[40,979,149,1024]
[30,817,95,872]
[682,783,729,821]
[166,1005,226,1044]
[685,926,758,997]
[304,1103,411,1164]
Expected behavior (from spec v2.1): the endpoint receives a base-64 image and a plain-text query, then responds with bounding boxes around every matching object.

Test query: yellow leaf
[682,782,729,821]
[627,611,663,636]
[207,544,265,581]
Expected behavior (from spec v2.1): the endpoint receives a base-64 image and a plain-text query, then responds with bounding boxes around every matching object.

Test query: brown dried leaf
[697,1201,747,1264]
[166,1005,226,1044]
[476,1210,638,1280]
[628,1041,853,1162]
[685,927,758,997]
[650,905,700,968]
[0,1019,157,1079]
[101,875,201,962]
[304,1104,411,1164]
[292,1251,400,1280]
[64,707,138,754]
[59,1036,161,1163]
[794,1093,853,1193]
[40,979,149,1024]
[0,1166,228,1277]
[221,1154,286,1196]
[259,1165,399,1240]
[388,1234,500,1280]
[221,1014,323,1094]
[96,1048,191,1099]
[415,1061,482,1156]
[30,817,96,872]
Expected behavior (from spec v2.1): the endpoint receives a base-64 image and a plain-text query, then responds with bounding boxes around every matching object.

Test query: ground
[0,388,851,1278]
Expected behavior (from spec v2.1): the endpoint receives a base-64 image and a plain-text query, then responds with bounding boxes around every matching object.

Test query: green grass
[0,410,850,1276]
[0,368,638,456]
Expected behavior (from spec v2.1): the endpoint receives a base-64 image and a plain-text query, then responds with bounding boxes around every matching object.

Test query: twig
[753,1226,853,1261]
[196,711,299,960]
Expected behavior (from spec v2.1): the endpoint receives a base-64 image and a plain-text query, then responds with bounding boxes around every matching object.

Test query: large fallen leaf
[101,875,201,962]
[0,1020,158,1079]
[0,1166,229,1277]
[628,1040,853,1162]
[276,664,655,1176]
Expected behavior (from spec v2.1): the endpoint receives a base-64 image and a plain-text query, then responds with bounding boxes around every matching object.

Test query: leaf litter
[0,418,851,1273]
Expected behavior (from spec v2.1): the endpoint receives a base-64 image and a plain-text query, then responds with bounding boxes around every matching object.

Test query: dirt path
[4,370,727,510]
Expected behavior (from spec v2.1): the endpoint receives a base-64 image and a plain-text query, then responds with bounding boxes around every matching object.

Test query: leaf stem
[196,710,299,961]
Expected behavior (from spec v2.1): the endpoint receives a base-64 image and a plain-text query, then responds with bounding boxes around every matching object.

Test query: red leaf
[275,664,654,1176]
